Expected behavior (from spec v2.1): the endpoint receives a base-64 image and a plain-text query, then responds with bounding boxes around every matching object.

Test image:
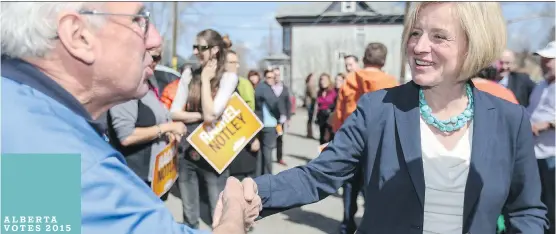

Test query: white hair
[1,2,104,58]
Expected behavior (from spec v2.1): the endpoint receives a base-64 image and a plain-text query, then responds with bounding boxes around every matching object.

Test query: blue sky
[151,2,555,68]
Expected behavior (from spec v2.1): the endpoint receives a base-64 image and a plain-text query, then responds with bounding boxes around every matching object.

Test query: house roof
[275,1,405,18]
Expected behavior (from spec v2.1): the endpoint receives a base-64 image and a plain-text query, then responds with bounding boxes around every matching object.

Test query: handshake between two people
[211,177,262,234]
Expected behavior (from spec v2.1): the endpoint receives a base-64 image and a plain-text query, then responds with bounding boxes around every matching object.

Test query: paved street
[164,108,364,233]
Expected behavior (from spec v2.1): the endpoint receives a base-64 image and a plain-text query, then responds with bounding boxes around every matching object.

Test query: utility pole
[171,2,179,70]
[399,1,410,84]
[268,23,273,56]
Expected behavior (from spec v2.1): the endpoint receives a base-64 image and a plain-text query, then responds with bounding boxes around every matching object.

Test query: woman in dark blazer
[244,2,548,234]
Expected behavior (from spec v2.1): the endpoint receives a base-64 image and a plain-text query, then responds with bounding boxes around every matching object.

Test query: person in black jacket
[272,67,292,166]
[254,69,286,175]
[497,49,537,107]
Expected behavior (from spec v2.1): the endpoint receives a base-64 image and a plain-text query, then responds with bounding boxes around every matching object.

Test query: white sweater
[170,68,239,116]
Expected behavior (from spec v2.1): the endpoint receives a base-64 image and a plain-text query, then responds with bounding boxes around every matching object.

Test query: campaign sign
[276,124,283,136]
[151,140,179,197]
[187,92,263,174]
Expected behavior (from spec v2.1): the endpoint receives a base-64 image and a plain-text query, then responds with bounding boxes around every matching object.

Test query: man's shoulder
[255,82,268,92]
[1,77,121,174]
[359,71,398,85]
[511,72,534,82]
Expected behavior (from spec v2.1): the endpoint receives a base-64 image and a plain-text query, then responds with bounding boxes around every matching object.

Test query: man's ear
[57,12,96,64]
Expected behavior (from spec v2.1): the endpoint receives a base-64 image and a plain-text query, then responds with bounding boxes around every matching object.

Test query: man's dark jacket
[505,72,536,107]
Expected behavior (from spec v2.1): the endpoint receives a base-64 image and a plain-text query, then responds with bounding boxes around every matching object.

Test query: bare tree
[147,2,209,65]
[508,2,554,80]
[231,40,252,77]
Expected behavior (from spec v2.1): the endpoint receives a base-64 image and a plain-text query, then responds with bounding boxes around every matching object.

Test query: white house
[275,1,406,97]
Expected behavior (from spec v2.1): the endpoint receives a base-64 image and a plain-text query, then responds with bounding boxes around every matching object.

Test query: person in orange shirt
[472,65,519,104]
[160,78,180,109]
[331,42,399,234]
[331,44,399,132]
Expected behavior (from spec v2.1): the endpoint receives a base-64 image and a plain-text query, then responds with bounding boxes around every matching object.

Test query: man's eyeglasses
[193,45,212,51]
[78,9,151,38]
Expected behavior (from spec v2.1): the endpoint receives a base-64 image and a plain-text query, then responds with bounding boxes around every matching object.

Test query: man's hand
[250,139,260,152]
[240,177,262,228]
[213,177,262,231]
[532,122,551,136]
[212,177,247,234]
[165,132,183,144]
[162,122,187,137]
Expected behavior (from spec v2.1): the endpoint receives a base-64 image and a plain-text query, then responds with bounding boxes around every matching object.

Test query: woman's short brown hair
[247,70,259,78]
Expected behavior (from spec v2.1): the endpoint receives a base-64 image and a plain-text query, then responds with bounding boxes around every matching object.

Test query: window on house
[283,26,292,52]
[341,2,356,13]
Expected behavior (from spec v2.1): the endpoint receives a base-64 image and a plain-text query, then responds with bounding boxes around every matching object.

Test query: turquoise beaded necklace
[419,83,474,132]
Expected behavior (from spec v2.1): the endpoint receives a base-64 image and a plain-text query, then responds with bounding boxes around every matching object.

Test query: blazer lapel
[462,84,495,229]
[394,82,425,207]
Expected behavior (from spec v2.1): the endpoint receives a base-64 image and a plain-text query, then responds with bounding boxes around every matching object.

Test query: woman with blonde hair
[247,2,548,233]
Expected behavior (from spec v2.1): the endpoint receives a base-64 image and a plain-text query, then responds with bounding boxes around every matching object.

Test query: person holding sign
[107,45,186,200]
[170,29,238,230]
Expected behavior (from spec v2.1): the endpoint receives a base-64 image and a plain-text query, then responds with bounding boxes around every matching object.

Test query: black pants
[257,127,277,176]
[340,167,364,234]
[277,129,284,162]
[318,123,333,144]
[317,110,333,144]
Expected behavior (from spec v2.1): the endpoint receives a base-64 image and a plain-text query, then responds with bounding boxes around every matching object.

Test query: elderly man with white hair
[1,2,253,234]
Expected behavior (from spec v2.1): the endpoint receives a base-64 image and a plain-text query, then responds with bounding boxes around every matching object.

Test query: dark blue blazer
[254,81,548,234]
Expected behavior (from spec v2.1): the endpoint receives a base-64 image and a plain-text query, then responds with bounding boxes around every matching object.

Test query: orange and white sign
[318,142,329,153]
[151,140,179,197]
[187,93,263,174]
[276,124,283,136]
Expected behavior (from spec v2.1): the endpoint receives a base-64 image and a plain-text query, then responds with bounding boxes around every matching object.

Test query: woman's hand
[161,121,187,137]
[165,132,182,143]
[202,59,217,83]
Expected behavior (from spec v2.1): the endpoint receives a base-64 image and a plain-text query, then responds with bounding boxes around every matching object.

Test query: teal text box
[1,154,80,233]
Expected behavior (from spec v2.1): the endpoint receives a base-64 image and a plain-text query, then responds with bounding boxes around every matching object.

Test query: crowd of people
[105,28,294,231]
[1,2,554,234]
